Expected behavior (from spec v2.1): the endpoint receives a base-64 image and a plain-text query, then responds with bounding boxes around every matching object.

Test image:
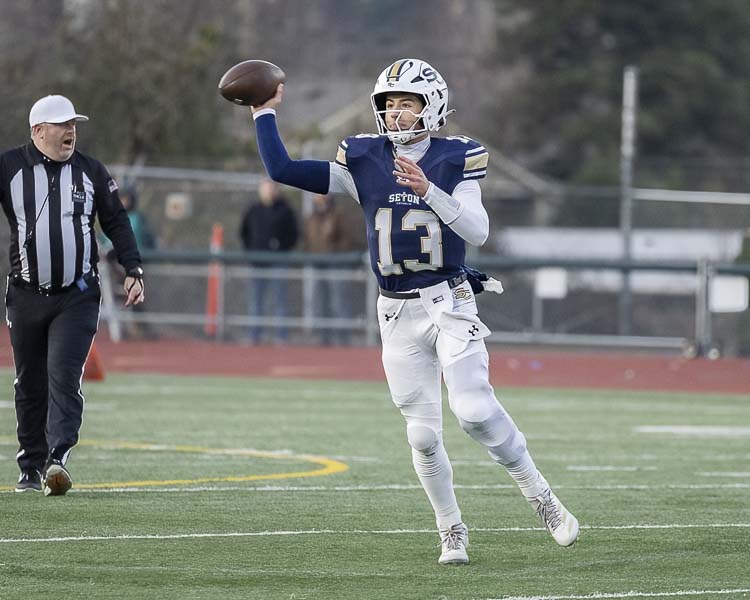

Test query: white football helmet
[371,58,454,144]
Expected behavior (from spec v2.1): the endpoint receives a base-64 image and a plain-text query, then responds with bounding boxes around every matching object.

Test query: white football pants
[378,279,548,529]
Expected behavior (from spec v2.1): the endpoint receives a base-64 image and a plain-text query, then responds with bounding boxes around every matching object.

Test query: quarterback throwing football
[250,58,578,564]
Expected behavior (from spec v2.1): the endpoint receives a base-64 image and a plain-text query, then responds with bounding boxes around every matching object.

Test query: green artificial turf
[1,371,748,599]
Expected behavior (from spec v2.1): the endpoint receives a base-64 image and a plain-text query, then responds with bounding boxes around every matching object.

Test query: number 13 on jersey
[375,208,443,276]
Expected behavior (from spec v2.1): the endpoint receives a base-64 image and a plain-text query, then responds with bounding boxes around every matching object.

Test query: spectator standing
[120,187,155,251]
[114,187,155,339]
[239,179,298,343]
[304,194,357,345]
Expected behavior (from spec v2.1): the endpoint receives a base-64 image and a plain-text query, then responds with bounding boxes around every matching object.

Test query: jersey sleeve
[334,139,349,170]
[462,141,489,181]
[329,134,385,201]
[253,111,330,194]
[328,138,360,202]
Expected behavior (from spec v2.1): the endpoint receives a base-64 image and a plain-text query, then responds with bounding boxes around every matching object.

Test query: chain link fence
[98,247,750,357]
[2,165,749,356]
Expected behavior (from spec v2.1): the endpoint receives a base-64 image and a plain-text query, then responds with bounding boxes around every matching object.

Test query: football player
[250,58,579,564]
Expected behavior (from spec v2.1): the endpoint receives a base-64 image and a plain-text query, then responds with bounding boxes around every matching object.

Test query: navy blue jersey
[335,134,488,292]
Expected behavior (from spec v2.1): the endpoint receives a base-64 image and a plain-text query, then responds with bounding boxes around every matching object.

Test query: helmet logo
[421,67,439,83]
[386,59,414,83]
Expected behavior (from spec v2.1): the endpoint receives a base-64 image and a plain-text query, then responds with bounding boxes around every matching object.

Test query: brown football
[218,60,285,106]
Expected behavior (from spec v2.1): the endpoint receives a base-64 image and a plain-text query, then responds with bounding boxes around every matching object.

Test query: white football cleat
[437,522,469,565]
[530,489,579,547]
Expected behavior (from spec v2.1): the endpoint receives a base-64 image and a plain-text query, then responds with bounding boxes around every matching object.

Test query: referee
[0,95,145,496]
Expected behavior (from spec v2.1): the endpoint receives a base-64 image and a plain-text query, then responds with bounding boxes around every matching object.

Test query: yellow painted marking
[0,438,348,491]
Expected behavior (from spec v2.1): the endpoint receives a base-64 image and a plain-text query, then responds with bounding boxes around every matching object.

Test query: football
[218,60,285,106]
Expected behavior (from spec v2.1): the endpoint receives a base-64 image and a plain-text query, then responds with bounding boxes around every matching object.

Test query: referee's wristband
[126,266,144,278]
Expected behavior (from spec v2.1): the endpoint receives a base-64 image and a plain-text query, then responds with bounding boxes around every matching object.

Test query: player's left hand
[124,276,145,306]
[394,156,430,197]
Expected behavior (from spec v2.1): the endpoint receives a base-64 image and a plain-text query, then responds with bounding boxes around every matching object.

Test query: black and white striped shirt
[0,142,141,290]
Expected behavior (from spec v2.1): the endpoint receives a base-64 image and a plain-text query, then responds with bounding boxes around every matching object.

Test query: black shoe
[43,459,72,496]
[15,469,42,493]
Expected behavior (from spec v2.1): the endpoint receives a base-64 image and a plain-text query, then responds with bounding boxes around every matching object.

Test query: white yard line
[320,454,381,463]
[482,589,750,600]
[0,400,112,411]
[696,472,750,478]
[3,482,750,494]
[566,466,658,472]
[88,385,387,399]
[535,454,660,461]
[1,523,748,545]
[635,425,750,436]
[0,560,387,578]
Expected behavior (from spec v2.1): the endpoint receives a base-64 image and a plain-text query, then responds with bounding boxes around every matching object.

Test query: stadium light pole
[619,65,639,335]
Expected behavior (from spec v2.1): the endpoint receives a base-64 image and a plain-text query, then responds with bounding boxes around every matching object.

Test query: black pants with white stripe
[5,279,100,473]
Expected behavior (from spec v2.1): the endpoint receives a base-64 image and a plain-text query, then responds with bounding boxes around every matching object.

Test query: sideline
[2,480,749,495]
[1,522,748,544]
[482,589,750,600]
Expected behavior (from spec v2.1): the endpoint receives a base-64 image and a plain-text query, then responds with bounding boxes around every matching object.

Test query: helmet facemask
[370,58,454,145]
[372,93,429,145]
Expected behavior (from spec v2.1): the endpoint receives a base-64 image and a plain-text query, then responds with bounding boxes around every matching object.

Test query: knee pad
[406,424,440,453]
[450,382,497,424]
[487,429,527,466]
[456,403,516,446]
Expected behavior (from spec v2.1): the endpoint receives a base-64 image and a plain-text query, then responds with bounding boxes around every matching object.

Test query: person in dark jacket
[239,179,297,343]
[0,95,144,496]
[304,194,358,345]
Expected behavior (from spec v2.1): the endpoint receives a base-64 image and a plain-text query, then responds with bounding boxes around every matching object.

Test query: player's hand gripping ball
[218,60,286,106]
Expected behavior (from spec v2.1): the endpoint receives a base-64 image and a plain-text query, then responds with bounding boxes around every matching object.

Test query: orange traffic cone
[204,223,224,337]
[83,343,106,381]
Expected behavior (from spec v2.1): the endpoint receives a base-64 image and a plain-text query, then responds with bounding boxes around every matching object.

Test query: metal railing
[99,251,750,355]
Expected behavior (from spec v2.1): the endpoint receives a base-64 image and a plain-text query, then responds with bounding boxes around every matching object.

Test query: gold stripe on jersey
[465,151,489,173]
[335,145,347,167]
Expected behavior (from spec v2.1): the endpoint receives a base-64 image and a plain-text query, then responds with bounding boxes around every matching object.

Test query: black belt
[9,271,98,296]
[379,273,468,300]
